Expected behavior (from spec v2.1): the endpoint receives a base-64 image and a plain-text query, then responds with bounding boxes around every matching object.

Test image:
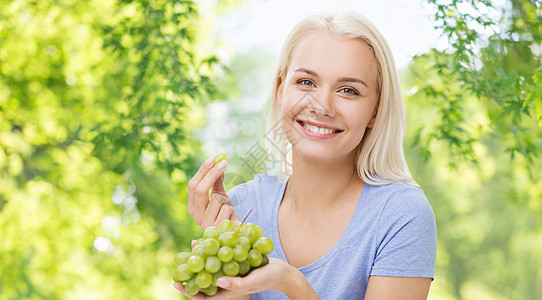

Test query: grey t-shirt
[228,174,437,299]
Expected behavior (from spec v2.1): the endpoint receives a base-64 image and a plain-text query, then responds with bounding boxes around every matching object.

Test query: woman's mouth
[296,120,343,139]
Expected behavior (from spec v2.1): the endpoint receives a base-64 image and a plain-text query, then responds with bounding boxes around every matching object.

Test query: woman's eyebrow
[294,68,368,88]
[338,77,368,88]
[294,68,319,77]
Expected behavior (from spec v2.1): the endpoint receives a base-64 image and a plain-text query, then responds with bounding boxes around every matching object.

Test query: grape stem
[235,207,255,234]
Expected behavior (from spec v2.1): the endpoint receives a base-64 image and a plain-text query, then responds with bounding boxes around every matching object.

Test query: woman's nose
[308,90,334,117]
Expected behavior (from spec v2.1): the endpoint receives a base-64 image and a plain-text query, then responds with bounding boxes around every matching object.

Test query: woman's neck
[284,151,364,214]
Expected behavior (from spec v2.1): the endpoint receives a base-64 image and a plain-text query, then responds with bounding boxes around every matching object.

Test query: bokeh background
[1,0,541,299]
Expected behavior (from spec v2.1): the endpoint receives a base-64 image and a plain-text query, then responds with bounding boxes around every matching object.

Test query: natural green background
[0,0,540,299]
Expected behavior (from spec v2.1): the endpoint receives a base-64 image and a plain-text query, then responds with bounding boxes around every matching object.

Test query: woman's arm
[364,276,431,300]
[277,266,319,300]
[223,296,250,300]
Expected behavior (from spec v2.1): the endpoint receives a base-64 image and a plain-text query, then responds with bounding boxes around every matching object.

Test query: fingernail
[172,282,181,291]
[216,160,227,170]
[216,277,230,288]
[204,157,214,167]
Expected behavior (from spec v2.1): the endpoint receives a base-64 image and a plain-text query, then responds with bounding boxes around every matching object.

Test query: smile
[296,120,343,138]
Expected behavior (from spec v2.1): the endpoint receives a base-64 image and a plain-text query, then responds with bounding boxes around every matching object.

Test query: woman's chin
[291,144,355,164]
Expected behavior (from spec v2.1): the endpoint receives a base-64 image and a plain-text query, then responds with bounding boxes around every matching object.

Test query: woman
[176,11,437,299]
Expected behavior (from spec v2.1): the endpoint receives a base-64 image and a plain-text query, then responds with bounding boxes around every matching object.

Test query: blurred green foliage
[404,54,542,299]
[0,0,223,298]
[407,0,542,299]
[418,0,542,165]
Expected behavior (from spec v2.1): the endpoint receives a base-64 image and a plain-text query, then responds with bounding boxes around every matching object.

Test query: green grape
[219,219,234,234]
[239,223,248,235]
[196,271,213,289]
[255,225,263,239]
[236,223,246,231]
[184,278,200,296]
[174,252,191,266]
[236,236,251,250]
[238,260,251,276]
[253,237,274,255]
[213,153,227,165]
[187,255,205,273]
[173,264,193,282]
[219,231,237,247]
[233,245,248,262]
[249,223,262,239]
[260,254,269,267]
[191,245,206,258]
[203,239,220,256]
[205,256,222,273]
[243,223,259,244]
[193,238,205,247]
[247,249,262,267]
[212,270,224,285]
[202,285,218,296]
[204,226,220,240]
[217,246,233,262]
[222,261,240,276]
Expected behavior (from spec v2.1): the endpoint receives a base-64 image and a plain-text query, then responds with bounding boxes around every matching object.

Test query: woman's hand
[187,157,240,229]
[173,258,318,300]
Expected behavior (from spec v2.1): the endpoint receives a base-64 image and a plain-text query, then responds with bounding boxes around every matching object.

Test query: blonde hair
[265,11,416,185]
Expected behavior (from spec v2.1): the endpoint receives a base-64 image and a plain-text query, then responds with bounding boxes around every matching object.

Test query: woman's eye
[340,87,359,95]
[297,79,314,87]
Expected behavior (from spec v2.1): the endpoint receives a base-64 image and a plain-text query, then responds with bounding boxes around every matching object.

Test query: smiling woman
[277,31,379,164]
[267,13,414,186]
[177,11,436,300]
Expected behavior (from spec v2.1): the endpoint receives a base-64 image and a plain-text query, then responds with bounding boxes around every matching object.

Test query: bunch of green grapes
[173,220,274,296]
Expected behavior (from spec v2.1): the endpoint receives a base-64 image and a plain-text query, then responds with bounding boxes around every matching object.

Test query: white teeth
[302,123,336,135]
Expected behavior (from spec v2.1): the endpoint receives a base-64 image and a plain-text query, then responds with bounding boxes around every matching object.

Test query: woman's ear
[367,102,378,128]
[276,77,284,108]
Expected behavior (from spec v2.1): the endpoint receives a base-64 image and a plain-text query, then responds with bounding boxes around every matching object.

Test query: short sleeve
[227,181,250,220]
[370,185,437,279]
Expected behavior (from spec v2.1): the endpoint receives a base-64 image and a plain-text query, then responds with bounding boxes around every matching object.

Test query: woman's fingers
[173,281,245,300]
[193,160,227,213]
[187,157,215,215]
[188,159,228,225]
[212,260,284,297]
[203,194,239,229]
[216,276,257,294]
[211,173,226,197]
[200,194,229,228]
[172,282,206,300]
[213,202,236,228]
[217,258,289,296]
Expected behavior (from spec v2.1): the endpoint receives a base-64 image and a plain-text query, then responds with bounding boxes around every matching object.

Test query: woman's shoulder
[368,181,433,220]
[365,181,437,280]
[369,181,425,201]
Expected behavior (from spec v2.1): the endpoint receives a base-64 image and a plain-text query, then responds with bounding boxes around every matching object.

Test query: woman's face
[277,30,379,164]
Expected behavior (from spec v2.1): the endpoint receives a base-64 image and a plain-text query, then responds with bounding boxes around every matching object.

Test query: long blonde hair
[265,11,416,185]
